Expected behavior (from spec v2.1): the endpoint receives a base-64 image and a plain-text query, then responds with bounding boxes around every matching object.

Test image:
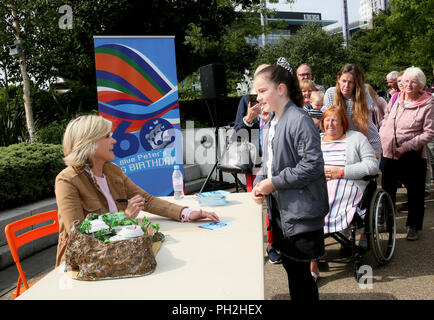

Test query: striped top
[321,137,365,234]
[303,105,323,120]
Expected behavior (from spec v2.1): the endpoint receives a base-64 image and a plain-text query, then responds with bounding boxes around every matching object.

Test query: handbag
[218,135,256,173]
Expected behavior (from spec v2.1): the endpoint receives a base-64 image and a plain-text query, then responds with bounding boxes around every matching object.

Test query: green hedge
[0,143,65,211]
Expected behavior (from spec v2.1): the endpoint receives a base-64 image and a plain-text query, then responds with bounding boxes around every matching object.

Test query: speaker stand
[199,99,224,193]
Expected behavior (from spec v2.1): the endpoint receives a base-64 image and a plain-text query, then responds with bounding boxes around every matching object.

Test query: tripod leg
[199,161,219,193]
[232,173,239,192]
[234,174,247,192]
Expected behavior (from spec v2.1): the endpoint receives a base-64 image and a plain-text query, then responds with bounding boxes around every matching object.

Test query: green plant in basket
[94,229,114,244]
[99,212,138,228]
[150,223,160,232]
[149,223,164,241]
[88,213,99,220]
[79,219,91,234]
[141,217,150,232]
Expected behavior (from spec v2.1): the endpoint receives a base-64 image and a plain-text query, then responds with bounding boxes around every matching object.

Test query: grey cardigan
[322,130,379,191]
[254,101,329,237]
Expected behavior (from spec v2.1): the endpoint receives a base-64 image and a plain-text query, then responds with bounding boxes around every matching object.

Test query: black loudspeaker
[199,63,227,100]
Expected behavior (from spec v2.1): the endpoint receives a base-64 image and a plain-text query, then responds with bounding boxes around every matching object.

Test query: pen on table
[116,198,128,207]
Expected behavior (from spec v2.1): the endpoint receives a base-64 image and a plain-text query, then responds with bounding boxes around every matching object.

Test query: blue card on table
[199,221,231,230]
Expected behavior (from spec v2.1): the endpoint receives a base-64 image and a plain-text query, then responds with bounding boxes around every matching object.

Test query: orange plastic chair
[4,209,59,298]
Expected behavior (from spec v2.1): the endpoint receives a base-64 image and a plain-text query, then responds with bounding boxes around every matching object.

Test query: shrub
[0,143,65,211]
[35,120,68,144]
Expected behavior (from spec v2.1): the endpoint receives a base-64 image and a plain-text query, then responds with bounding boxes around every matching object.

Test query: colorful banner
[94,36,183,196]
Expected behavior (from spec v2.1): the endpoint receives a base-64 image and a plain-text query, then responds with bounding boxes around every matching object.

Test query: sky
[269,0,361,30]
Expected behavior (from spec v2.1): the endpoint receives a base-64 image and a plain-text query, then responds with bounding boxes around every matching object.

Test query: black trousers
[382,151,426,230]
[269,196,322,300]
[281,254,319,301]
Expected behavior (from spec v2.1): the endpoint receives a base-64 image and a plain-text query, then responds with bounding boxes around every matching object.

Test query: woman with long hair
[322,64,382,157]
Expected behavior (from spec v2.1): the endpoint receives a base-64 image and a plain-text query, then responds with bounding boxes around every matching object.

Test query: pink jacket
[374,96,388,129]
[379,91,434,159]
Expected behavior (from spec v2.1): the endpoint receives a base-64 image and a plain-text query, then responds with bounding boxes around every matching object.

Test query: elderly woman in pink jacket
[379,66,434,241]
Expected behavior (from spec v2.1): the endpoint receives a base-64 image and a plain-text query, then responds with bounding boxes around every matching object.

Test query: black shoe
[407,227,419,241]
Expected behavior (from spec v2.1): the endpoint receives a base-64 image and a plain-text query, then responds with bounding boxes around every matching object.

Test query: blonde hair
[310,91,324,104]
[299,79,317,91]
[334,64,370,137]
[251,64,270,94]
[366,84,378,101]
[62,115,113,167]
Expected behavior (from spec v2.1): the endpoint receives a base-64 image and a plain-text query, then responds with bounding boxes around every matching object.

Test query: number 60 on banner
[113,119,176,158]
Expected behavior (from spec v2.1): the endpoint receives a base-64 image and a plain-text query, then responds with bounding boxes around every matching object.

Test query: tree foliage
[254,23,352,89]
[0,0,264,145]
[0,0,264,84]
[350,0,433,89]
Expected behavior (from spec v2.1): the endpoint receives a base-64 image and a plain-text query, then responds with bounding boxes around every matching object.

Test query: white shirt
[267,119,279,179]
[95,175,118,213]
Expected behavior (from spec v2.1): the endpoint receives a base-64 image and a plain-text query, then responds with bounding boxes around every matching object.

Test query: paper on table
[199,221,231,230]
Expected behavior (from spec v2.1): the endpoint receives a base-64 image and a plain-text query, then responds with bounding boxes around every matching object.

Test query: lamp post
[260,1,267,47]
[340,0,350,47]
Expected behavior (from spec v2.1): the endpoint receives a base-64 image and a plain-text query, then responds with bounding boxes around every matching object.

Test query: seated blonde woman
[310,106,379,282]
[55,115,219,266]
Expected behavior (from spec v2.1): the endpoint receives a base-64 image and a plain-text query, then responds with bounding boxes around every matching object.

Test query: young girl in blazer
[251,58,329,300]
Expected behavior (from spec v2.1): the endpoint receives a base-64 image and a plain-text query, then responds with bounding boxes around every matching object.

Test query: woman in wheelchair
[310,106,379,281]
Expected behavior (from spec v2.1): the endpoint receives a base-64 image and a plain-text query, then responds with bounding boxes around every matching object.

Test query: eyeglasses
[403,80,419,86]
[298,73,311,77]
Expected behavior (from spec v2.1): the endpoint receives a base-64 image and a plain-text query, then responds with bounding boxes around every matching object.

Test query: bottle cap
[174,165,179,170]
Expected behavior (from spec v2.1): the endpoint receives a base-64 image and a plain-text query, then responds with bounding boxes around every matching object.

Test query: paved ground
[1,187,433,300]
[264,187,434,300]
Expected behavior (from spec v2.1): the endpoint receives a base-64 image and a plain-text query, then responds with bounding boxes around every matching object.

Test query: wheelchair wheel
[367,188,396,265]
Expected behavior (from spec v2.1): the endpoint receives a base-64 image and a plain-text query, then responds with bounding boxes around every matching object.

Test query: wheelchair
[324,175,397,281]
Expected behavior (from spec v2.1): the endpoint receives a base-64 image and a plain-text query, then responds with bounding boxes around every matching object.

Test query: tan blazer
[55,162,185,266]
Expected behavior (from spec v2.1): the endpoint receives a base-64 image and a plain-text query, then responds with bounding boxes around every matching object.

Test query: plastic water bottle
[172,165,184,200]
